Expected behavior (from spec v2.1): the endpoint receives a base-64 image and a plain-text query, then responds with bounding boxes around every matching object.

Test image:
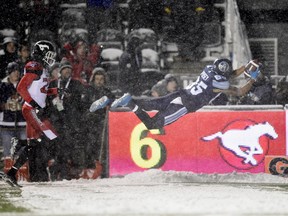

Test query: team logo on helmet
[33,40,56,67]
[213,58,232,77]
[38,44,50,51]
[218,61,230,73]
[202,120,278,170]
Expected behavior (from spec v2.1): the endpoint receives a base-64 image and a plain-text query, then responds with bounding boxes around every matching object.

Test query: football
[245,59,260,73]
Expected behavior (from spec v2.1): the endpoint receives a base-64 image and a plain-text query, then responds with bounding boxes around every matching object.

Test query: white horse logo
[202,122,278,166]
[38,44,49,51]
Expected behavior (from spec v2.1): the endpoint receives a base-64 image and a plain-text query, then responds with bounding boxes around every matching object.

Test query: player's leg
[111,92,184,129]
[6,123,39,184]
[111,93,132,108]
[130,98,188,130]
[10,137,27,160]
[24,116,53,182]
[6,143,29,185]
[28,138,50,182]
[133,91,182,111]
[112,91,181,110]
[21,104,57,140]
[162,103,188,126]
[10,127,27,160]
[7,105,57,184]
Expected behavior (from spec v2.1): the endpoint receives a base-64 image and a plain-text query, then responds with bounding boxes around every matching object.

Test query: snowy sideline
[4,169,288,216]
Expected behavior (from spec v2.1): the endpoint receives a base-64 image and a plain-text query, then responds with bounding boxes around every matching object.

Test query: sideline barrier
[108,105,286,177]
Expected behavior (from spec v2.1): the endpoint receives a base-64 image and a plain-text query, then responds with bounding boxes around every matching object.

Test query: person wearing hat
[0,62,26,161]
[119,34,143,95]
[16,41,31,77]
[0,37,18,80]
[48,58,86,180]
[149,74,179,98]
[150,80,168,97]
[81,67,115,171]
[62,38,101,83]
[48,62,61,80]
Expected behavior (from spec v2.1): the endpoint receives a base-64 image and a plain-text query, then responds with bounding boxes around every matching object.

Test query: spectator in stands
[82,67,115,171]
[48,62,60,80]
[150,74,179,97]
[16,41,31,76]
[0,37,18,80]
[0,62,26,160]
[166,75,179,93]
[238,69,275,105]
[150,82,167,97]
[119,35,143,95]
[62,38,101,83]
[48,59,85,180]
[275,76,288,106]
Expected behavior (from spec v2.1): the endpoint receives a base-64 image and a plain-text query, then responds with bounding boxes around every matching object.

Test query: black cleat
[0,171,22,187]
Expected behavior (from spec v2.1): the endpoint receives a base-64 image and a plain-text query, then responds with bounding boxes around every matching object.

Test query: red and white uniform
[17,61,58,140]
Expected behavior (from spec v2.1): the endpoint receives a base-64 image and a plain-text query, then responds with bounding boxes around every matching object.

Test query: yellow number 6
[130,123,166,169]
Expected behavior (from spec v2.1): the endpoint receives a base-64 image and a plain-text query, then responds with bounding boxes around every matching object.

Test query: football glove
[244,60,262,81]
[29,100,41,109]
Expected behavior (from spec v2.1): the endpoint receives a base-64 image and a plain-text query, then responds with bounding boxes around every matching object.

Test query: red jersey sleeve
[47,87,58,95]
[17,61,43,103]
[17,73,38,103]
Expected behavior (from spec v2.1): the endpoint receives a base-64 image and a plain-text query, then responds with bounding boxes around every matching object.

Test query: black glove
[29,100,41,109]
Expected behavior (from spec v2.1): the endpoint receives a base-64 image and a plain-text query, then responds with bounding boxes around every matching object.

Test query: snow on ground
[5,169,288,216]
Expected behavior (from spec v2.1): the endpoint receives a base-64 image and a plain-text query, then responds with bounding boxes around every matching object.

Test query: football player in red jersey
[2,40,59,186]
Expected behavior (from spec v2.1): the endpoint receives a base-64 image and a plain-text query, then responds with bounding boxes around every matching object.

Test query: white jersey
[19,61,50,109]
[27,69,49,108]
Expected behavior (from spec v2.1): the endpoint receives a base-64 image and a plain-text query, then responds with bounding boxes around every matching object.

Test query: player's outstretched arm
[230,65,246,78]
[217,78,255,97]
[230,59,260,79]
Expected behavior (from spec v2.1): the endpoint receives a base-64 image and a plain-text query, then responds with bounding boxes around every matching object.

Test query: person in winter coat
[119,35,143,95]
[81,67,115,170]
[0,62,26,159]
[48,59,86,180]
[62,39,101,84]
[0,37,18,80]
[16,41,31,77]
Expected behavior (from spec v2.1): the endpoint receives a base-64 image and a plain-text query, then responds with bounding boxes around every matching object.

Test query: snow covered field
[3,169,288,216]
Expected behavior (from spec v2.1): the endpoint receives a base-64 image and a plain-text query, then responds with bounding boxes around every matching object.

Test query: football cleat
[111,93,132,108]
[0,171,21,187]
[89,96,110,112]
